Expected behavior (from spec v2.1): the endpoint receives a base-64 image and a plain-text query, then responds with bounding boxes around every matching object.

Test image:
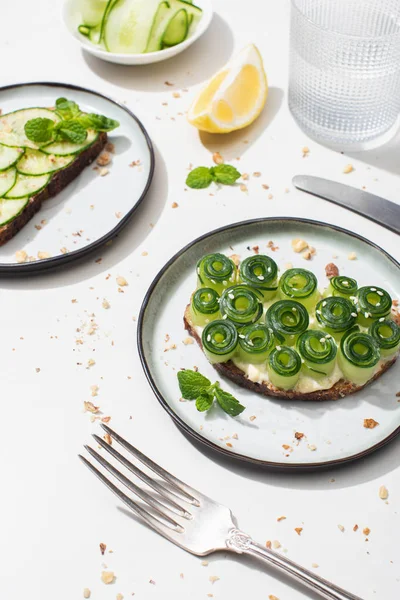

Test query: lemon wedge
[188,44,268,134]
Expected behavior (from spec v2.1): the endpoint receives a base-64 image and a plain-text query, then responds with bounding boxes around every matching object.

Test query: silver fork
[80,424,362,600]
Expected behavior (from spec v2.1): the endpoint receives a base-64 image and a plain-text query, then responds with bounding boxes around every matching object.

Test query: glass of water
[288,0,400,149]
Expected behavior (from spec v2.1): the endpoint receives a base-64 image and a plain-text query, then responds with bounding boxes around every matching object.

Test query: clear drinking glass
[288,0,400,149]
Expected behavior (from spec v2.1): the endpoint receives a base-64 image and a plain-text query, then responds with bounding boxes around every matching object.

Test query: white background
[1,1,400,599]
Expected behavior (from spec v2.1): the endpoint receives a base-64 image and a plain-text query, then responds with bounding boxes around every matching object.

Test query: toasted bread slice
[0,132,107,246]
[184,304,399,402]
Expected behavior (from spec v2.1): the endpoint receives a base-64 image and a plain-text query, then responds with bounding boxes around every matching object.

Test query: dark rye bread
[0,132,107,246]
[184,304,400,402]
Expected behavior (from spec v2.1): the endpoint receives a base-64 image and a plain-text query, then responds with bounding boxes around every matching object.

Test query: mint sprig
[24,97,120,144]
[177,370,245,417]
[186,164,241,189]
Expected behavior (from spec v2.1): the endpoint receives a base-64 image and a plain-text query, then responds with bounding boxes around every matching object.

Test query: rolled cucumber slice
[162,9,188,47]
[0,108,60,150]
[41,130,98,156]
[146,0,202,53]
[105,0,161,54]
[0,145,24,171]
[16,149,75,176]
[0,198,29,227]
[4,173,51,199]
[0,167,17,197]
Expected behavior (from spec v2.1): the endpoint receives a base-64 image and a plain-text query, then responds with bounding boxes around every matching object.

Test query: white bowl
[62,0,213,65]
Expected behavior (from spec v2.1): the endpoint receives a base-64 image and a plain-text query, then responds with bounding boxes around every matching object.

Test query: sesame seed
[207,335,211,342]
[222,314,228,319]
[322,301,327,307]
[364,312,370,319]
[351,313,357,317]
[370,287,376,291]
[377,291,383,296]
[276,345,281,351]
[379,317,385,322]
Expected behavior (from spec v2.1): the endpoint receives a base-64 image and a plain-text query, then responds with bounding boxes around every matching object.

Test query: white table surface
[1,1,400,599]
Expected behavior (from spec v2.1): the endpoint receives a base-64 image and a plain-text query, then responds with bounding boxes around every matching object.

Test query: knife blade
[292,175,400,236]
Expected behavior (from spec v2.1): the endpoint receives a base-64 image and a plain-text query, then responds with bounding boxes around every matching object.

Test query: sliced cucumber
[0,108,60,150]
[162,9,188,47]
[146,0,202,53]
[104,0,161,54]
[5,173,51,199]
[0,167,17,197]
[0,145,24,171]
[89,24,102,43]
[16,149,75,176]
[100,0,119,41]
[78,24,91,36]
[80,0,109,26]
[41,130,98,156]
[0,198,29,227]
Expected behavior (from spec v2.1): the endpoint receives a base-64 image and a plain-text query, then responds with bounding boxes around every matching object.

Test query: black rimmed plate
[138,218,400,470]
[0,82,154,273]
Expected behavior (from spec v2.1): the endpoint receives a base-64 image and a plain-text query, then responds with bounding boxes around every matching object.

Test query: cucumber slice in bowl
[80,0,109,27]
[146,0,202,53]
[41,130,98,156]
[4,173,51,199]
[16,149,75,176]
[0,145,24,171]
[105,0,162,54]
[0,167,17,196]
[0,198,29,227]
[0,108,60,149]
[162,9,188,47]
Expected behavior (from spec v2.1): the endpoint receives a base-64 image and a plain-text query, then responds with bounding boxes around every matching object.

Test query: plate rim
[0,81,155,274]
[137,216,400,471]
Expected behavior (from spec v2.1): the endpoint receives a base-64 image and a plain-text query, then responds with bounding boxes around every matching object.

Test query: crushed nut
[15,250,28,263]
[338,524,345,532]
[171,202,178,208]
[116,276,128,287]
[272,540,281,549]
[100,542,107,555]
[116,594,124,600]
[201,560,209,566]
[262,183,270,190]
[101,571,115,584]
[379,486,389,500]
[295,527,303,536]
[60,247,68,254]
[266,540,272,549]
[302,146,310,157]
[104,433,112,445]
[253,171,261,177]
[99,167,109,177]
[212,152,224,165]
[308,444,317,451]
[302,249,312,260]
[269,596,279,600]
[277,516,286,522]
[91,385,99,397]
[292,238,308,253]
[209,576,220,584]
[83,589,91,598]
[97,152,111,167]
[229,254,241,266]
[343,164,354,174]
[141,251,148,256]
[105,142,115,153]
[363,527,371,536]
[87,359,96,368]
[353,524,359,531]
[325,263,339,278]
[252,245,259,254]
[241,173,249,180]
[183,337,194,345]
[348,252,357,260]
[295,432,304,440]
[84,401,99,414]
[249,415,257,421]
[364,418,379,429]
[102,298,111,309]
[312,563,319,568]
[37,251,51,260]
[240,184,248,192]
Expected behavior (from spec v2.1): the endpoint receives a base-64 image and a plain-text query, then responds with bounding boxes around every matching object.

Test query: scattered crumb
[338,524,345,532]
[252,245,259,254]
[348,252,357,261]
[87,359,96,368]
[226,442,233,448]
[101,571,115,584]
[201,561,209,567]
[312,563,319,568]
[83,589,91,598]
[101,416,112,423]
[229,254,241,266]
[240,184,248,192]
[232,433,238,440]
[129,160,142,167]
[379,486,389,500]
[272,540,281,549]
[99,167,109,177]
[285,262,293,269]
[171,202,179,208]
[172,92,181,98]
[212,152,224,165]
[294,527,303,536]
[105,142,115,153]
[249,415,256,422]
[116,594,124,600]
[292,238,308,253]
[115,212,122,218]
[253,171,261,177]
[179,573,184,579]
[84,401,99,414]
[262,184,270,190]
[269,596,279,600]
[15,250,28,263]
[37,251,51,260]
[141,251,148,256]
[277,516,286,522]
[35,368,41,373]
[116,276,128,287]
[164,81,174,86]
[183,337,194,345]
[295,432,304,440]
[102,299,111,309]
[302,146,310,157]
[97,152,111,167]
[104,433,112,445]
[364,418,379,429]
[241,173,249,181]
[325,263,339,279]
[363,527,371,536]
[149,579,156,585]
[308,444,317,451]
[266,541,272,549]
[343,164,354,174]
[91,385,99,397]
[302,249,312,260]
[100,542,107,555]
[268,193,273,199]
[353,524,359,532]
[209,576,219,584]
[60,247,68,254]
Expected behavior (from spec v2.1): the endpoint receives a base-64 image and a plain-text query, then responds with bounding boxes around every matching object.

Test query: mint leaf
[78,113,120,132]
[215,388,245,417]
[55,121,87,144]
[210,164,241,185]
[186,167,213,189]
[195,393,214,412]
[24,118,55,143]
[55,97,81,120]
[177,370,211,399]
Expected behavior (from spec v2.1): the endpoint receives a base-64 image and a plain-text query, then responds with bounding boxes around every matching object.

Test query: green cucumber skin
[162,9,189,47]
[0,108,60,149]
[0,198,29,227]
[146,0,203,53]
[40,131,99,157]
[0,145,24,172]
[16,149,75,177]
[0,168,17,197]
[4,174,51,200]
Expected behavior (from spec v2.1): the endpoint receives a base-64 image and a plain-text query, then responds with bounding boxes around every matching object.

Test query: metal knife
[292,175,400,236]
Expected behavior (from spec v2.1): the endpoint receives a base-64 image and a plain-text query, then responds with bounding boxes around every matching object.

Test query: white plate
[138,218,400,469]
[62,0,213,65]
[0,82,154,273]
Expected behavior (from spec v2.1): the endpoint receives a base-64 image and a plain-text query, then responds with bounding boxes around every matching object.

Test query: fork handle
[227,529,362,600]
